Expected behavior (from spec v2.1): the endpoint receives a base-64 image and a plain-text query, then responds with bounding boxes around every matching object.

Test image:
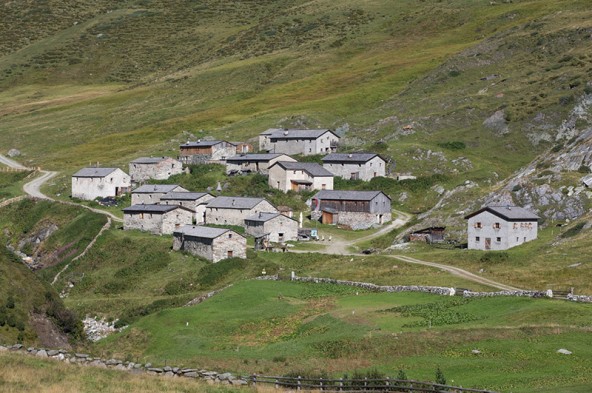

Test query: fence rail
[246,375,498,393]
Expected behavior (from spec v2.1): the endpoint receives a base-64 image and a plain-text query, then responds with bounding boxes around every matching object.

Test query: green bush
[437,141,466,150]
[479,251,509,263]
[577,165,590,173]
[561,222,586,238]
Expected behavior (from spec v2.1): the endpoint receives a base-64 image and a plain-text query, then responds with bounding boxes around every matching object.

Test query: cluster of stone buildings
[68,127,398,261]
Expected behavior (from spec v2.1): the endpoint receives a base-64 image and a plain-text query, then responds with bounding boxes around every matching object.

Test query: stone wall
[206,201,278,227]
[323,156,386,181]
[129,158,183,183]
[124,209,193,235]
[0,345,247,385]
[72,170,131,200]
[337,211,392,230]
[462,290,549,298]
[212,233,246,262]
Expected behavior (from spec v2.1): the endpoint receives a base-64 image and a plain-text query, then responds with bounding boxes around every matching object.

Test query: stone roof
[160,192,211,201]
[260,128,338,140]
[130,157,176,164]
[72,168,120,178]
[123,204,180,214]
[206,196,269,210]
[245,212,281,223]
[226,153,289,162]
[180,140,233,147]
[173,225,238,239]
[272,161,334,177]
[464,206,539,221]
[312,190,388,201]
[322,153,381,163]
[132,184,185,194]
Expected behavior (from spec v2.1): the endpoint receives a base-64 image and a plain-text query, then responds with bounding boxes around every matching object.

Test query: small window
[322,184,326,190]
[496,237,501,242]
[476,222,482,229]
[475,237,480,242]
[494,222,501,229]
[228,233,232,239]
[227,250,233,258]
[516,237,519,242]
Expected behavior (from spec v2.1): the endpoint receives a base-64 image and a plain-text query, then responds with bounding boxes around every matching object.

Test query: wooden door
[485,238,491,250]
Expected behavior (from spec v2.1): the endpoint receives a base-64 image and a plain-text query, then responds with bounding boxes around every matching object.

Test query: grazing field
[96,280,592,393]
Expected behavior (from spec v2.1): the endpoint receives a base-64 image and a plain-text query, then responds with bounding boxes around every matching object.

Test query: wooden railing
[247,375,498,393]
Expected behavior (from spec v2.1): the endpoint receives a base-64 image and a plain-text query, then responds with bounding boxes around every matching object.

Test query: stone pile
[83,316,125,341]
[0,344,248,386]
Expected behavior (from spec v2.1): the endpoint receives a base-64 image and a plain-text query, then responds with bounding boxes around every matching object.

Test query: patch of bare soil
[29,313,71,349]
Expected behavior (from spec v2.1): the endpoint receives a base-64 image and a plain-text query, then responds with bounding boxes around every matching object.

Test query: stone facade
[466,206,539,250]
[123,205,193,235]
[72,168,131,201]
[225,153,296,175]
[322,153,386,181]
[129,157,183,183]
[205,197,278,226]
[311,190,392,230]
[268,161,334,193]
[259,129,339,156]
[244,213,299,242]
[131,185,188,205]
[159,192,214,224]
[172,225,246,262]
[179,141,236,164]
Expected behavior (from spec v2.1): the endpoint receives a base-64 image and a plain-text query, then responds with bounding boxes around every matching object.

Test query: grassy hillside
[98,279,592,393]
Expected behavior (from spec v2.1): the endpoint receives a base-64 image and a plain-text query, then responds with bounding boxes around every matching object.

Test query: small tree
[396,369,407,381]
[435,367,446,385]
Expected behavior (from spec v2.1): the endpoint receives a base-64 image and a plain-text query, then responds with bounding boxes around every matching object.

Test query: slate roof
[226,153,288,162]
[132,184,184,194]
[261,128,338,140]
[272,161,334,177]
[173,225,237,239]
[312,190,389,201]
[322,153,382,163]
[123,204,180,214]
[464,206,539,221]
[160,192,211,201]
[72,168,120,178]
[206,196,269,210]
[180,140,233,147]
[130,157,175,164]
[245,212,281,223]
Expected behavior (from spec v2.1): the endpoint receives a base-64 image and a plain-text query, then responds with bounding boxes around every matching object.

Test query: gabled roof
[271,161,334,177]
[260,128,339,140]
[173,225,240,239]
[312,190,390,201]
[123,204,181,214]
[226,153,290,162]
[322,153,383,164]
[464,206,539,221]
[132,184,185,194]
[160,192,212,201]
[206,196,270,210]
[72,167,121,178]
[130,157,177,164]
[180,140,234,147]
[244,212,297,224]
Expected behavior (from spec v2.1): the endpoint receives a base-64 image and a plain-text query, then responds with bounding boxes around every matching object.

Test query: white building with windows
[71,167,131,200]
[322,153,386,181]
[259,129,339,156]
[465,206,539,250]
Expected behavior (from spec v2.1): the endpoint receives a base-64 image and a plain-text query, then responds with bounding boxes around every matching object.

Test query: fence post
[364,377,367,391]
[252,374,257,386]
[320,377,323,391]
[297,375,301,391]
[339,377,343,392]
[275,378,279,389]
[385,377,390,389]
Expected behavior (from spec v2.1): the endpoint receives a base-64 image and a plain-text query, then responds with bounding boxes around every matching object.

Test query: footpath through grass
[97,280,592,393]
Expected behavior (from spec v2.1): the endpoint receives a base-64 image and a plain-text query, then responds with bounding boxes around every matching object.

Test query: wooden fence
[247,375,498,393]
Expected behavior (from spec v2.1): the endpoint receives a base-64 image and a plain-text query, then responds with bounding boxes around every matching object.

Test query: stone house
[232,142,254,154]
[409,227,446,243]
[259,129,339,156]
[131,184,188,205]
[225,153,296,175]
[129,157,183,183]
[268,161,334,193]
[322,153,387,181]
[123,204,194,235]
[205,196,278,226]
[311,190,392,230]
[465,206,539,250]
[179,140,236,164]
[159,192,214,224]
[71,167,131,201]
[172,225,246,262]
[244,212,299,243]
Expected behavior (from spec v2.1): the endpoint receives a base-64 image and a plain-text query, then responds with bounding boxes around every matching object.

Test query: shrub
[479,251,509,263]
[437,141,466,150]
[561,222,585,238]
[577,165,591,173]
[435,367,446,385]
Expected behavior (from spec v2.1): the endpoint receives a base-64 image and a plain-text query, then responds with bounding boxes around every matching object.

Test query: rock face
[483,110,509,135]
